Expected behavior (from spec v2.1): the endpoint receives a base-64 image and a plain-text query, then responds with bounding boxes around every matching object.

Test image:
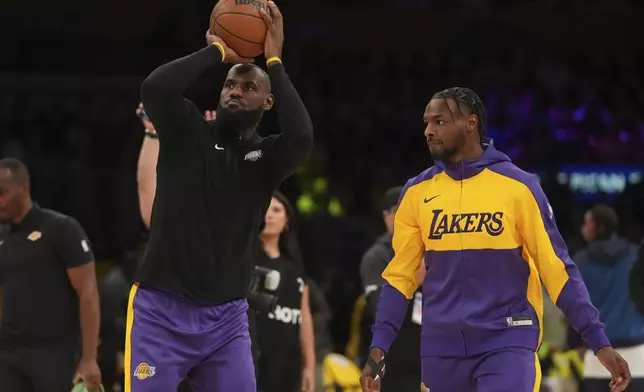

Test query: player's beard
[430,146,458,162]
[430,130,467,162]
[216,104,264,137]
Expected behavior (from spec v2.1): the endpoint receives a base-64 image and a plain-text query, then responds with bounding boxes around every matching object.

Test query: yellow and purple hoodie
[371,141,610,357]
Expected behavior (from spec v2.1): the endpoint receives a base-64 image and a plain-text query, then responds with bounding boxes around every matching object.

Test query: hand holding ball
[210,0,270,59]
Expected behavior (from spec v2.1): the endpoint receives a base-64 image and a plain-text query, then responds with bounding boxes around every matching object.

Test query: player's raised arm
[260,2,314,179]
[516,177,631,390]
[361,181,424,391]
[135,104,159,229]
[140,31,253,140]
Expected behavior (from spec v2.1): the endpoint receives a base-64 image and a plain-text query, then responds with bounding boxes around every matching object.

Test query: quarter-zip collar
[433,138,511,181]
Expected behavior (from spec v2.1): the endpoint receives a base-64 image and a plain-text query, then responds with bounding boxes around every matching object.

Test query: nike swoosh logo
[214,144,224,150]
[424,195,440,203]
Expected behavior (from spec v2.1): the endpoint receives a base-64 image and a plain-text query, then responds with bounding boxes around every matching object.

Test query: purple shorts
[421,348,541,392]
[124,285,256,392]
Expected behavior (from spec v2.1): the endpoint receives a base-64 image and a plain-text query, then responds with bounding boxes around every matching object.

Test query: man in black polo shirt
[360,186,423,391]
[0,158,101,391]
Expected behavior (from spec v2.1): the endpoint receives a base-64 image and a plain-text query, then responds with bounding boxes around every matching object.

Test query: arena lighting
[532,165,643,200]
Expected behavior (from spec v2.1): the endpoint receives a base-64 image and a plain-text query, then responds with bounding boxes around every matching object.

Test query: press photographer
[247,264,280,370]
[252,192,316,392]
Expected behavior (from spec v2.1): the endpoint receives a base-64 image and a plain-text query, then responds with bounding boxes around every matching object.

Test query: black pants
[0,344,78,392]
[582,378,644,392]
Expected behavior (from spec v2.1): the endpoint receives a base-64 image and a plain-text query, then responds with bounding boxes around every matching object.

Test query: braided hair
[431,87,488,141]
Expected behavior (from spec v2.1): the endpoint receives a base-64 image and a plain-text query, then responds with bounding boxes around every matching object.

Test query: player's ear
[19,182,29,199]
[263,94,274,111]
[467,114,478,133]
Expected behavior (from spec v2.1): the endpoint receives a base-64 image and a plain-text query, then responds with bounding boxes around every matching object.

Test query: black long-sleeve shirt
[134,45,313,303]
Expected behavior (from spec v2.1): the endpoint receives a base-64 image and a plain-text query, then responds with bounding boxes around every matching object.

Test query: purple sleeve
[370,283,410,352]
[555,268,610,352]
[519,173,610,352]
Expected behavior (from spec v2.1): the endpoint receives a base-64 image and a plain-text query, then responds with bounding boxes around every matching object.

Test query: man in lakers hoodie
[359,87,631,392]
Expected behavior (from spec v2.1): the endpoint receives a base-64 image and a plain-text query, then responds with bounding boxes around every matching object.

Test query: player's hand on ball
[596,346,631,391]
[360,348,385,392]
[205,30,254,64]
[259,1,283,60]
[73,357,102,391]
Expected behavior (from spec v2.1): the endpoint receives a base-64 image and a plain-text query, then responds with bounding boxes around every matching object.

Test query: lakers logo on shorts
[421,382,430,392]
[134,362,156,380]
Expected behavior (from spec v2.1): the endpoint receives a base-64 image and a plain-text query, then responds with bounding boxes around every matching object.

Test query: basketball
[210,0,269,59]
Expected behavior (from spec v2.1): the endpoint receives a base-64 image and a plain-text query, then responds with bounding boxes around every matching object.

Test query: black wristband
[367,355,386,380]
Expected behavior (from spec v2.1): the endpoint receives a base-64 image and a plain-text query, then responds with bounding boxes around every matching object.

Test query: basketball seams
[214,18,264,45]
[216,11,264,21]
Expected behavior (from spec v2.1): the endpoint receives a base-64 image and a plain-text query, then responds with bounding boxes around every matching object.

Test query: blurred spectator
[98,246,145,392]
[356,186,423,390]
[254,193,316,392]
[570,205,644,391]
[630,241,644,317]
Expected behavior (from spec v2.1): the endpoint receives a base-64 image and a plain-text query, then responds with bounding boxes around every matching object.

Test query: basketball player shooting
[125,2,313,391]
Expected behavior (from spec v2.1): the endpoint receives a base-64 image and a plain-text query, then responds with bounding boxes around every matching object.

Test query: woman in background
[255,192,316,392]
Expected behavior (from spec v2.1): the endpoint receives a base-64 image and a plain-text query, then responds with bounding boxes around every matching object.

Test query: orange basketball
[210,0,268,58]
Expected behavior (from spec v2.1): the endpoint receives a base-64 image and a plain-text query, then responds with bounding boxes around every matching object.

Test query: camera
[247,266,281,314]
[247,266,281,370]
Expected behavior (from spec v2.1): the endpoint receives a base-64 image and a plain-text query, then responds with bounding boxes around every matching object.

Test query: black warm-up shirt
[134,45,313,303]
